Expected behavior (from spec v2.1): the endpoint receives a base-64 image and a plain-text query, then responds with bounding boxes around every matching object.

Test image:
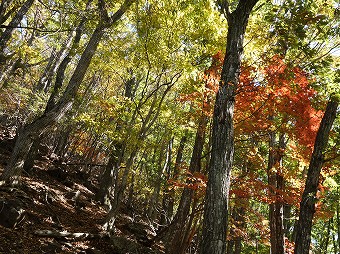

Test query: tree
[0,0,35,62]
[200,1,259,253]
[294,98,339,254]
[162,53,218,254]
[0,0,339,252]
[0,0,135,184]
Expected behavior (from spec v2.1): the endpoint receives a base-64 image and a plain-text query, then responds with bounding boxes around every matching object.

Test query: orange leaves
[261,57,323,151]
[264,55,287,77]
[230,172,302,207]
[285,238,295,254]
[291,66,310,89]
[234,55,324,160]
[168,171,207,192]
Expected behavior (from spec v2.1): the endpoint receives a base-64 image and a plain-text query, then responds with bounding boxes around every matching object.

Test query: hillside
[0,126,163,254]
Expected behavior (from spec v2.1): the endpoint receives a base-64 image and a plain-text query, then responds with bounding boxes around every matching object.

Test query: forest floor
[0,126,163,254]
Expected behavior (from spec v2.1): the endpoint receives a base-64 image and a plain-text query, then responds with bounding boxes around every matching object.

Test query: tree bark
[147,142,167,220]
[320,219,331,253]
[337,201,340,252]
[283,204,295,241]
[268,131,277,254]
[102,71,179,231]
[268,132,285,254]
[146,147,160,219]
[227,204,246,254]
[160,138,174,225]
[275,168,285,254]
[20,0,93,170]
[54,126,72,157]
[0,0,15,25]
[226,239,234,254]
[0,0,34,60]
[103,148,138,232]
[200,1,258,253]
[22,136,41,173]
[294,99,338,254]
[166,134,187,218]
[226,155,250,254]
[95,73,136,205]
[165,112,208,254]
[95,143,123,205]
[45,0,92,112]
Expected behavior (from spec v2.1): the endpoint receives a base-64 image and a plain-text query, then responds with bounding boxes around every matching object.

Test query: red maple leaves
[235,55,323,158]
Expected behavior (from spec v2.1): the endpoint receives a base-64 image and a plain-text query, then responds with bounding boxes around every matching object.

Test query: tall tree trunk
[294,99,338,254]
[233,208,244,254]
[36,0,93,93]
[95,143,123,206]
[200,1,258,253]
[164,112,208,254]
[22,136,41,173]
[275,150,285,254]
[320,219,331,254]
[147,142,167,221]
[268,131,277,254]
[126,172,135,209]
[148,134,187,232]
[161,138,174,225]
[95,74,135,205]
[54,125,72,157]
[103,148,138,232]
[0,0,34,60]
[227,155,250,254]
[0,57,21,85]
[268,132,285,254]
[102,71,178,231]
[45,0,92,112]
[332,212,339,254]
[337,200,340,252]
[20,0,93,170]
[283,204,294,241]
[226,239,234,254]
[166,134,187,218]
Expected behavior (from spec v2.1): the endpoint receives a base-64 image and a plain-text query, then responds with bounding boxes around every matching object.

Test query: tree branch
[108,0,135,26]
[34,229,109,240]
[0,25,73,33]
[216,0,230,21]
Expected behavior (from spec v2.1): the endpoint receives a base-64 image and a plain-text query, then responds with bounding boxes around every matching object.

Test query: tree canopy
[0,0,339,253]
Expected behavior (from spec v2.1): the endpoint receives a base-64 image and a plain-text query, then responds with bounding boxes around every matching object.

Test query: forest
[0,0,339,253]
